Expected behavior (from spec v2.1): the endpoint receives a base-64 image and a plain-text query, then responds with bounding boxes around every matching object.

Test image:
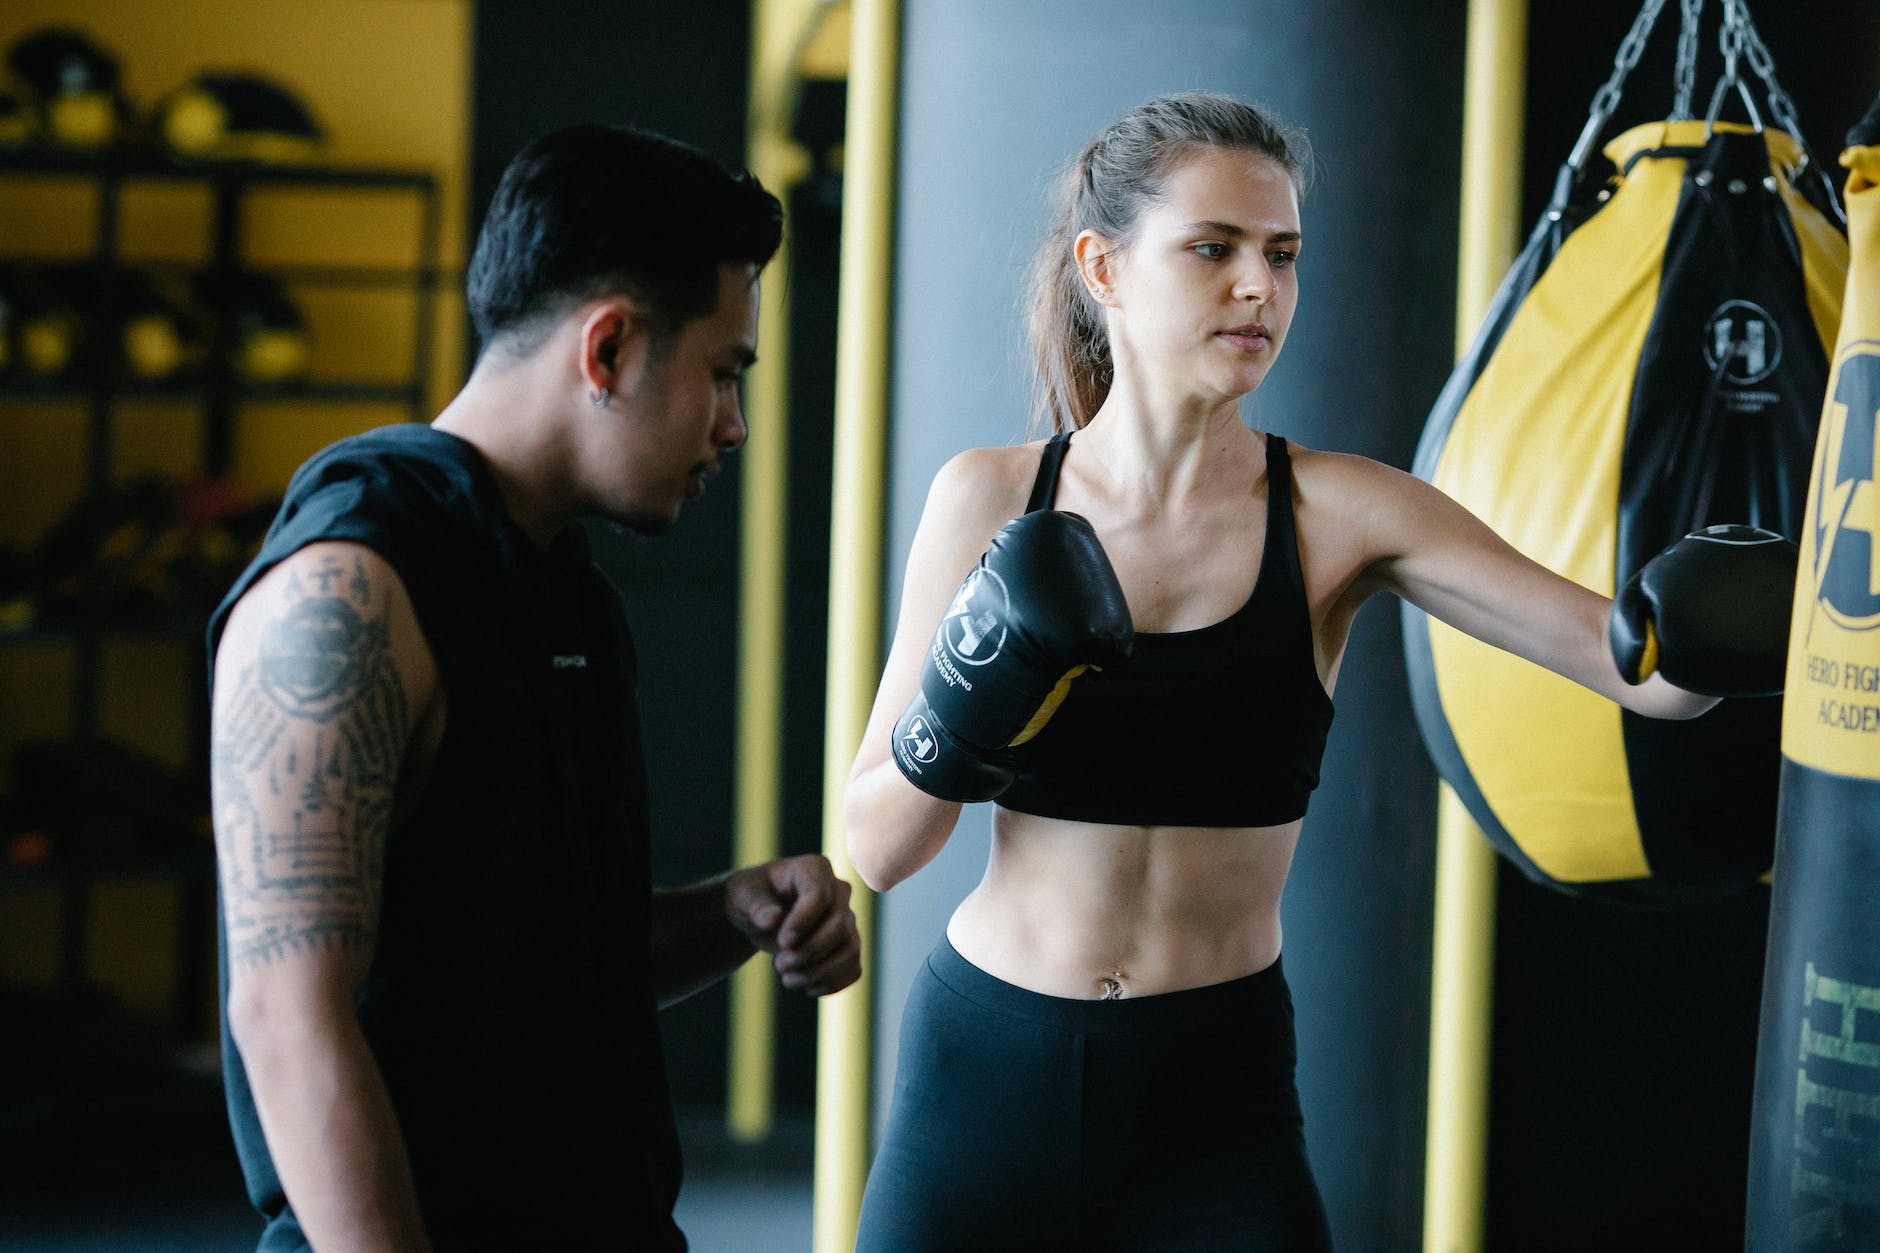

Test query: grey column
[879,3,1464,1249]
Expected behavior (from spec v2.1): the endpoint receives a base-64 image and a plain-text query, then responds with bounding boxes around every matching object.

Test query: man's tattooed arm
[210,541,437,1252]
[213,546,411,974]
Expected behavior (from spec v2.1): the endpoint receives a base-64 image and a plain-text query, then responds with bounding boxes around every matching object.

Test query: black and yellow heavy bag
[1403,20,1847,905]
[1746,96,1880,1252]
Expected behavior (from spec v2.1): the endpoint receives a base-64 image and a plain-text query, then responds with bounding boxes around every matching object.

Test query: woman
[845,93,1726,1251]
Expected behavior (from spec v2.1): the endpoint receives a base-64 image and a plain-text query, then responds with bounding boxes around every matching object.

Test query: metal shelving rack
[0,147,441,1041]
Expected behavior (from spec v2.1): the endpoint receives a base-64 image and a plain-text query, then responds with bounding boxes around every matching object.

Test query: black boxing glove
[892,510,1134,801]
[1609,524,1799,698]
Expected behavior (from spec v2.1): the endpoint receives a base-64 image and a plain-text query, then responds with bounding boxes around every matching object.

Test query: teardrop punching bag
[1746,96,1880,1252]
[1403,35,1848,904]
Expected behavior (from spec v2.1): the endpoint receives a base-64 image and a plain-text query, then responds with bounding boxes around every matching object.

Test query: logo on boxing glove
[940,568,1009,667]
[899,714,940,766]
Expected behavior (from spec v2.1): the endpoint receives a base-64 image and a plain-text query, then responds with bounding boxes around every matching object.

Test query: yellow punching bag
[1746,92,1880,1252]
[1402,2,1848,905]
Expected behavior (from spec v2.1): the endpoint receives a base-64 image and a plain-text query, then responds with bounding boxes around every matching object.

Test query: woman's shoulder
[900,439,1055,583]
[1282,438,1420,496]
[933,438,1051,485]
[1280,439,1447,553]
[923,439,1052,526]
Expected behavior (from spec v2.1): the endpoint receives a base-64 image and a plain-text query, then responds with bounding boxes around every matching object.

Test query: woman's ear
[1074,230,1120,307]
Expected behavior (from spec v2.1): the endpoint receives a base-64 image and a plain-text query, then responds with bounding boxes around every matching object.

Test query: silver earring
[591,387,610,408]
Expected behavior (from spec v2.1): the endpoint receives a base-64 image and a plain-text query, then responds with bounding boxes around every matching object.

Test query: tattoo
[213,554,407,970]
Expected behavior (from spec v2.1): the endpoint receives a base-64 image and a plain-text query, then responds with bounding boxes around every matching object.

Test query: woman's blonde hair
[1024,92,1310,435]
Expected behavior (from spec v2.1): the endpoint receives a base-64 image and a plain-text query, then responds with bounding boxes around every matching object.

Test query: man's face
[603,262,759,533]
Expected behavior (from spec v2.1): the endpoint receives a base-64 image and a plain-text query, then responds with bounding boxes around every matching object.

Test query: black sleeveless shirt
[207,427,685,1250]
[997,431,1335,828]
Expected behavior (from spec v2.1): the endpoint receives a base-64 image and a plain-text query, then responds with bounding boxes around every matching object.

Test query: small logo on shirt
[551,654,590,669]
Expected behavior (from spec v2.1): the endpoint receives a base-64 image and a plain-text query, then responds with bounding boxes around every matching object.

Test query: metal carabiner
[1703,0,1765,136]
[1703,72,1766,135]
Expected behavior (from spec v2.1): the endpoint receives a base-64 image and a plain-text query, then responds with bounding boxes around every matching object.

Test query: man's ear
[577,298,654,399]
[1074,230,1121,307]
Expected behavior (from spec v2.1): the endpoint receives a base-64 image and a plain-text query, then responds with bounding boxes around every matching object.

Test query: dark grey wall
[877,4,1465,1249]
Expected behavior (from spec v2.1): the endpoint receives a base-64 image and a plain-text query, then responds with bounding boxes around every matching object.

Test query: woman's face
[1094,147,1302,404]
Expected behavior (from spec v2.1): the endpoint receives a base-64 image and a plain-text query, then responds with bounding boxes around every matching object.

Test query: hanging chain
[1705,0,1765,132]
[1566,0,1672,174]
[1735,4,1804,145]
[1717,0,1746,98]
[1552,0,1843,225]
[1671,0,1705,119]
[1735,0,1847,223]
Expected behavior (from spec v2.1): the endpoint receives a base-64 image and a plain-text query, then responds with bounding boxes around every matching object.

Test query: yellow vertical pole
[729,0,819,1146]
[1424,3,1525,1252]
[813,0,898,1248]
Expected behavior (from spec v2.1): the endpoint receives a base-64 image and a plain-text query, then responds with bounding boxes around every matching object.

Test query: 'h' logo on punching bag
[1705,299,1785,386]
[1813,344,1880,633]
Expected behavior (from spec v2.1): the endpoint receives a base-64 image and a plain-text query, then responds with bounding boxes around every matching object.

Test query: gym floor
[0,1061,816,1253]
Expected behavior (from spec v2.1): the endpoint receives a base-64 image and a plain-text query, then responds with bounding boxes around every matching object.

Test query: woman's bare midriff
[944,804,1305,1000]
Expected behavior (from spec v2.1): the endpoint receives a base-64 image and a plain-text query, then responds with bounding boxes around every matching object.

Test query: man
[208,126,861,1251]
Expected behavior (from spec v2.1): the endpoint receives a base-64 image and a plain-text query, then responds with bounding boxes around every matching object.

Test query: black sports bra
[997,431,1335,828]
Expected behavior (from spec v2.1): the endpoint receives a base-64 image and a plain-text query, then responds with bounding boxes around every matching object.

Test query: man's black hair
[467,125,783,356]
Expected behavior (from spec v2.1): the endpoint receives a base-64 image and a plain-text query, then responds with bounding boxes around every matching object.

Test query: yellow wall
[0,0,471,1031]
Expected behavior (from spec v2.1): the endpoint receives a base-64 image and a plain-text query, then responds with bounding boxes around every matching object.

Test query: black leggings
[856,938,1334,1252]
